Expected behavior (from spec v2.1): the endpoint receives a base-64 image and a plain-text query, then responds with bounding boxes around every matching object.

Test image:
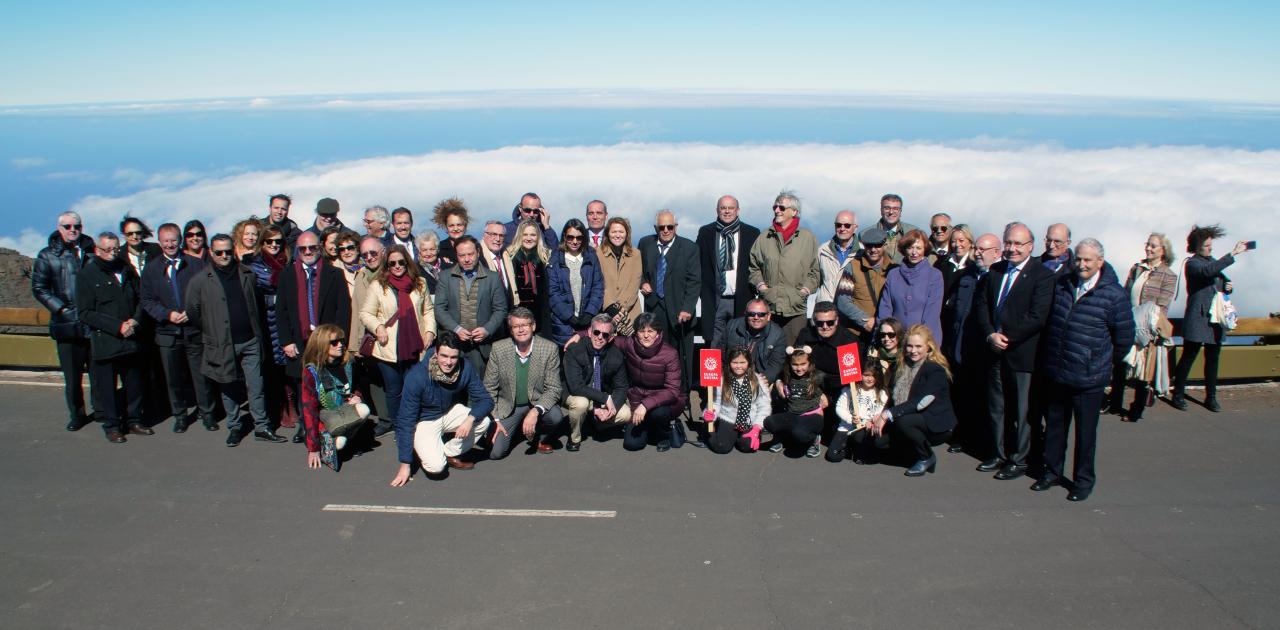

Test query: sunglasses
[655,224,676,232]
[387,259,407,268]
[263,238,283,245]
[833,222,854,229]
[124,230,145,237]
[746,311,769,318]
[360,251,381,259]
[772,204,791,211]
[297,245,319,253]
[337,244,357,252]
[931,226,951,233]
[879,331,897,338]
[186,232,205,238]
[589,329,614,339]
[210,249,234,257]
[328,338,345,347]
[815,319,837,328]
[564,234,583,242]
[61,223,83,230]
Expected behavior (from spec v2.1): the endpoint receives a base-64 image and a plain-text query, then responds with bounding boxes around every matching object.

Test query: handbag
[359,311,400,358]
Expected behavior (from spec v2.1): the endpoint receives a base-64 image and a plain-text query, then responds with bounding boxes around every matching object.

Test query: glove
[742,426,762,452]
[702,409,716,423]
[570,314,592,329]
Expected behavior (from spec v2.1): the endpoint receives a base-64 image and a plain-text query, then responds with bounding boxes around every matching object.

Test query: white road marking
[322,504,617,518]
[0,380,64,388]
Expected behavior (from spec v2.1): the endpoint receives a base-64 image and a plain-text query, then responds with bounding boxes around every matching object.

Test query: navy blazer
[139,253,207,341]
[638,234,702,327]
[971,258,1056,372]
[275,261,352,376]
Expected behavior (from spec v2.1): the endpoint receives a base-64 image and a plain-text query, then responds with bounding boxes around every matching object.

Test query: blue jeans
[375,359,416,428]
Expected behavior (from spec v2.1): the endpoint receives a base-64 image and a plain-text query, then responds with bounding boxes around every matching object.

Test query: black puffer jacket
[31,231,95,340]
[1041,263,1135,389]
[74,256,144,360]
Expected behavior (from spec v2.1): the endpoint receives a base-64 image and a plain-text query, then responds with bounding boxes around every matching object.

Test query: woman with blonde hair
[867,324,956,477]
[1108,232,1179,421]
[300,324,371,471]
[502,218,552,334]
[360,244,436,432]
[232,217,263,262]
[597,216,643,336]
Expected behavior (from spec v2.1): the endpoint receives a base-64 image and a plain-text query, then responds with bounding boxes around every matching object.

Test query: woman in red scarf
[359,245,437,430]
[247,225,300,434]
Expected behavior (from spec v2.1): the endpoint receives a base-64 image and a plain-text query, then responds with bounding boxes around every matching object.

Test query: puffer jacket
[31,231,95,340]
[1041,263,1135,389]
[613,333,687,413]
[547,248,605,344]
[748,224,820,318]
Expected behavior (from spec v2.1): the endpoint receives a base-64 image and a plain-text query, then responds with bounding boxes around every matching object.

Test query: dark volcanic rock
[0,248,40,309]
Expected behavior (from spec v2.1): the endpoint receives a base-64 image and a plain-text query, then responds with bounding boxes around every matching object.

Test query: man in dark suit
[639,209,701,390]
[276,230,352,383]
[139,223,217,433]
[971,222,1055,481]
[944,232,1001,455]
[695,195,760,348]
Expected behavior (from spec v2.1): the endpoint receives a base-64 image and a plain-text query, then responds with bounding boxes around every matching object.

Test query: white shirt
[722,230,740,297]
[1075,274,1099,302]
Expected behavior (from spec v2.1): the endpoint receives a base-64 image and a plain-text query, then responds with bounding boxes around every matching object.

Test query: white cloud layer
[13,141,1279,317]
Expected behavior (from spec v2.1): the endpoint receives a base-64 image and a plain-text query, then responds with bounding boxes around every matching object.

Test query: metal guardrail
[1,308,1276,379]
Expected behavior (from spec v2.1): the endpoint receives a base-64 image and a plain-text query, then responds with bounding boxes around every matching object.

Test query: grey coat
[185,263,265,384]
[1180,253,1235,345]
[483,336,563,420]
[433,263,509,352]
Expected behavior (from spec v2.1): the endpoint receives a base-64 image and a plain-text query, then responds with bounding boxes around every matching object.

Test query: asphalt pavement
[1,380,1278,629]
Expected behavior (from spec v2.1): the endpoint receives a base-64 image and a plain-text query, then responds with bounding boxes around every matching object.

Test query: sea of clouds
[4,141,1276,316]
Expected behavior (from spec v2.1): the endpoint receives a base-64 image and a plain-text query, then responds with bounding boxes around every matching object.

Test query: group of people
[31,191,1251,501]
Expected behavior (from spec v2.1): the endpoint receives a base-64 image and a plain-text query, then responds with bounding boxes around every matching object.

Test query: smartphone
[1246,240,1257,250]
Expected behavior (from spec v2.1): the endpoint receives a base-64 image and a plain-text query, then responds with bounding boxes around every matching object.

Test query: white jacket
[706,374,771,429]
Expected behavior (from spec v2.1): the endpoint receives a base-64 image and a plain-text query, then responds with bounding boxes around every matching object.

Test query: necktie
[592,352,602,391]
[305,266,317,330]
[996,266,1019,308]
[717,233,733,295]
[592,232,601,248]
[494,254,507,288]
[168,259,183,309]
[656,243,669,299]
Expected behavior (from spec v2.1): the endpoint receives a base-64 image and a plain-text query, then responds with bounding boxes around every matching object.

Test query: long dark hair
[376,244,424,293]
[721,346,759,402]
[182,219,207,255]
[559,218,588,254]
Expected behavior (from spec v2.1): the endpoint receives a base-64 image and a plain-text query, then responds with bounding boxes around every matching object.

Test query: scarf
[894,358,922,406]
[513,248,542,296]
[714,218,741,294]
[428,352,460,385]
[94,254,126,276]
[386,272,424,361]
[730,375,752,431]
[344,261,363,275]
[261,249,287,285]
[773,218,799,244]
[293,262,321,341]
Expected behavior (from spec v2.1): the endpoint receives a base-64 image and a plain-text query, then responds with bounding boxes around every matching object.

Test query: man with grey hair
[561,313,632,451]
[75,231,148,443]
[484,307,566,459]
[860,194,920,264]
[971,221,1056,481]
[640,209,701,389]
[32,210,98,431]
[480,220,512,294]
[749,190,820,344]
[1033,238,1133,501]
[943,232,1001,454]
[927,212,953,262]
[362,205,390,241]
[1040,223,1074,277]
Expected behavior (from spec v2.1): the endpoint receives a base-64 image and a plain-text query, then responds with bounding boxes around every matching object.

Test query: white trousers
[412,404,491,473]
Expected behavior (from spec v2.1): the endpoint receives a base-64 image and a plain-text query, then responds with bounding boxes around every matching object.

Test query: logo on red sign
[699,349,722,387]
[836,342,862,385]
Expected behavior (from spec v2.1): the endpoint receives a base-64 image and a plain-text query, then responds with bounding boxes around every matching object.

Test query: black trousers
[652,300,695,391]
[987,362,1033,466]
[707,420,755,454]
[55,338,93,422]
[623,404,676,451]
[889,412,949,461]
[1173,342,1221,400]
[1108,360,1152,420]
[89,354,144,432]
[763,411,823,449]
[157,334,216,421]
[1043,382,1104,492]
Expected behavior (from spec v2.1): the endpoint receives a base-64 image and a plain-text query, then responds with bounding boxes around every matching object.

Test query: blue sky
[3,1,1279,106]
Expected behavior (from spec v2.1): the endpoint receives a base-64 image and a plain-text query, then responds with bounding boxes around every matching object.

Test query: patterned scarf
[714,218,740,294]
[428,353,460,385]
[731,376,752,431]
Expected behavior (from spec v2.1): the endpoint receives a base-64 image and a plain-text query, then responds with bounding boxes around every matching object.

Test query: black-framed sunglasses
[814,319,838,328]
[879,331,897,339]
[387,259,407,269]
[61,223,83,230]
[589,329,614,339]
[297,245,319,253]
[564,234,584,242]
[263,238,284,245]
[186,232,205,238]
[746,311,769,318]
[328,337,346,347]
[931,226,951,233]
[210,249,234,257]
[772,204,790,211]
[833,222,854,229]
[124,230,145,237]
[337,244,357,252]
[655,224,676,232]
[360,250,381,260]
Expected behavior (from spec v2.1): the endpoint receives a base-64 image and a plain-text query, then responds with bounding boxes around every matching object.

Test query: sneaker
[768,442,784,453]
[806,443,821,458]
[319,431,340,472]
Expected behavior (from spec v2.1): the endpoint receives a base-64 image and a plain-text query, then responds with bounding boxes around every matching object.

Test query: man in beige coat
[748,190,821,344]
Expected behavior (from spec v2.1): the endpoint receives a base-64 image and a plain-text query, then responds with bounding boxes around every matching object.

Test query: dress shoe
[1067,490,1091,502]
[105,430,126,444]
[202,417,218,431]
[445,455,474,470]
[976,458,1004,472]
[946,444,964,454]
[1205,398,1221,412]
[1170,394,1188,410]
[1030,477,1062,492]
[172,416,190,433]
[536,441,554,454]
[566,440,581,452]
[291,425,305,443]
[904,455,937,477]
[226,431,243,447]
[373,420,394,437]
[128,423,155,436]
[66,416,88,432]
[994,464,1027,481]
[656,439,671,452]
[254,430,288,443]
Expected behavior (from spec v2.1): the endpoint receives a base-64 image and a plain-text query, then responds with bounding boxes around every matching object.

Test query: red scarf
[293,262,322,342]
[386,273,424,361]
[261,249,287,285]
[773,218,799,244]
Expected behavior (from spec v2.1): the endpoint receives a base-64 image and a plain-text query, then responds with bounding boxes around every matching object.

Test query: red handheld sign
[699,349,723,387]
[836,342,862,385]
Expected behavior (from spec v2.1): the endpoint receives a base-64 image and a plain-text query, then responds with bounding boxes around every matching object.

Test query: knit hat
[315,198,340,216]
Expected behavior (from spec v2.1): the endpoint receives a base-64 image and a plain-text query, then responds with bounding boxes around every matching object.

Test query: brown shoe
[105,431,127,443]
[445,456,474,470]
[128,423,155,436]
[536,441,554,454]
